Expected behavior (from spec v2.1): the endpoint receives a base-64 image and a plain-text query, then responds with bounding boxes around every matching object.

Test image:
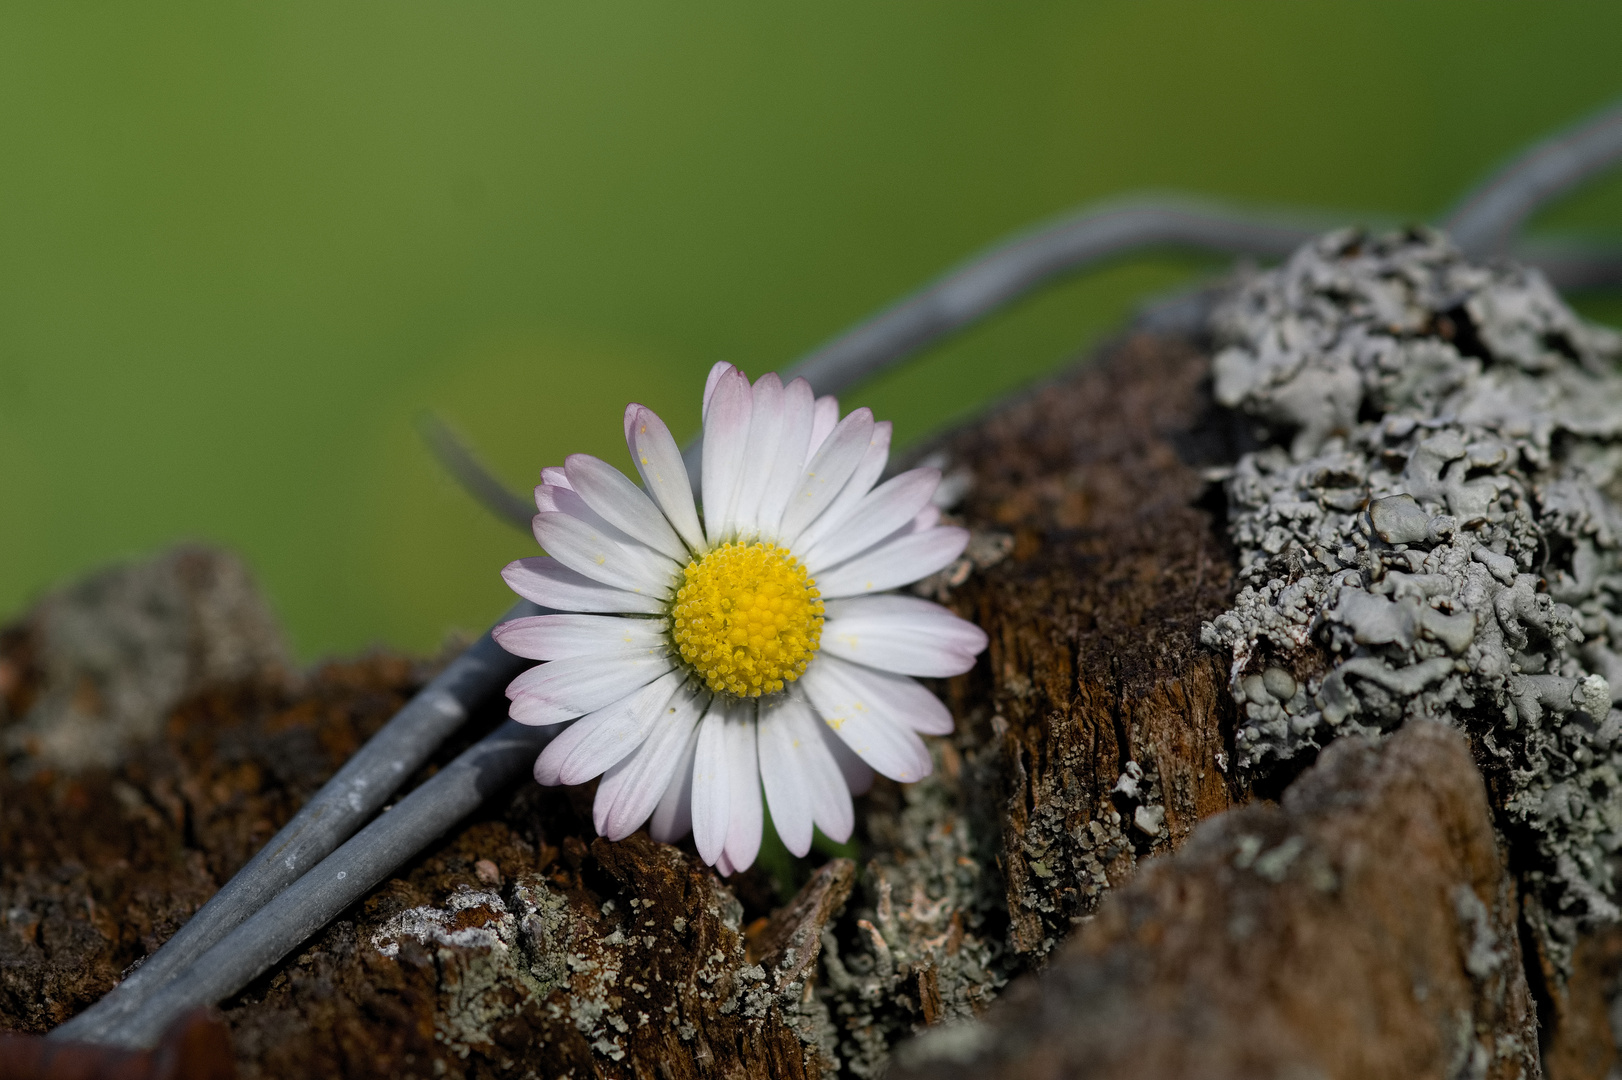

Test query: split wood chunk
[891,720,1543,1080]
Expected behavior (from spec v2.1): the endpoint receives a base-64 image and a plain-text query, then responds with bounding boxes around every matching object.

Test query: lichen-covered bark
[891,721,1543,1080]
[1200,231,1622,976]
[228,822,853,1080]
[11,322,1617,1077]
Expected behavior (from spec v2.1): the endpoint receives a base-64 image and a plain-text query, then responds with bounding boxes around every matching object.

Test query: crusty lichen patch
[1201,227,1622,973]
[815,740,1009,1078]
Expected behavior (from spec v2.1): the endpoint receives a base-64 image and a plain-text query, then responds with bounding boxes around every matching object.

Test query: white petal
[806,395,839,461]
[759,696,846,856]
[723,707,763,871]
[800,655,934,782]
[494,614,668,661]
[538,483,684,588]
[541,466,571,489]
[814,527,969,598]
[594,684,707,840]
[533,510,679,597]
[851,663,952,734]
[808,756,856,843]
[820,595,987,677]
[801,468,940,573]
[690,703,732,865]
[702,361,736,423]
[565,453,689,562]
[754,377,816,536]
[714,850,737,877]
[730,373,786,537]
[912,504,942,531]
[817,716,874,799]
[502,557,666,615]
[778,408,876,542]
[701,368,753,545]
[534,485,560,513]
[790,421,891,554]
[533,670,684,786]
[809,651,954,734]
[625,404,705,552]
[505,650,672,726]
[648,719,702,843]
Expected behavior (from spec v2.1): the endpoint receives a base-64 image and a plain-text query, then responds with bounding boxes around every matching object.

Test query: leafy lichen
[1201,227,1622,973]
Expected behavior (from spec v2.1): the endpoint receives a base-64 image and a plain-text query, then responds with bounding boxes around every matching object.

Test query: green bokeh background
[4,3,1622,658]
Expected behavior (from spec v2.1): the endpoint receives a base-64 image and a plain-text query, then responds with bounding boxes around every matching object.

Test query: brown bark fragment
[0,650,423,1033]
[936,334,1250,957]
[890,720,1543,1080]
[1544,926,1622,1080]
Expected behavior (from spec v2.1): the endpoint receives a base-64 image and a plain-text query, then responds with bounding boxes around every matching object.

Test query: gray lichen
[370,880,562,1064]
[816,741,1009,1078]
[1201,227,1622,972]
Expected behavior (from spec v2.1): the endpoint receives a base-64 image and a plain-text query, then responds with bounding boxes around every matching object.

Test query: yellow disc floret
[670,541,824,698]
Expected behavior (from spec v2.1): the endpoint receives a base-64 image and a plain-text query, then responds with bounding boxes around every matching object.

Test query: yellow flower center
[670,541,824,698]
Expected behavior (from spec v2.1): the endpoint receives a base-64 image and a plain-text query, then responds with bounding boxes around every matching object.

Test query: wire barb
[418,411,536,532]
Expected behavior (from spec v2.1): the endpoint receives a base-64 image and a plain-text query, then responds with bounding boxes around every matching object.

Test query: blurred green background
[4,3,1622,659]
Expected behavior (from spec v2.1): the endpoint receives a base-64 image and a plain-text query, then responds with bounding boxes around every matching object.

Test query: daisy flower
[492,363,987,874]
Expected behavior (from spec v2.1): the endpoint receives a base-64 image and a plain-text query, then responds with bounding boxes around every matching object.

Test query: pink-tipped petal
[536,483,683,588]
[625,404,705,552]
[493,614,667,662]
[755,377,816,536]
[777,408,876,542]
[594,684,707,840]
[700,369,754,545]
[789,421,892,554]
[702,361,736,423]
[730,373,786,537]
[501,557,666,615]
[505,650,673,725]
[912,504,942,532]
[532,511,678,597]
[510,694,581,726]
[532,670,683,786]
[813,526,969,598]
[565,453,688,562]
[806,395,840,461]
[801,468,940,574]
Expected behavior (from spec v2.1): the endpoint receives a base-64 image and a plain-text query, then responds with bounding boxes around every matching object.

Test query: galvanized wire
[52,600,541,1045]
[99,719,557,1048]
[1445,96,1622,257]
